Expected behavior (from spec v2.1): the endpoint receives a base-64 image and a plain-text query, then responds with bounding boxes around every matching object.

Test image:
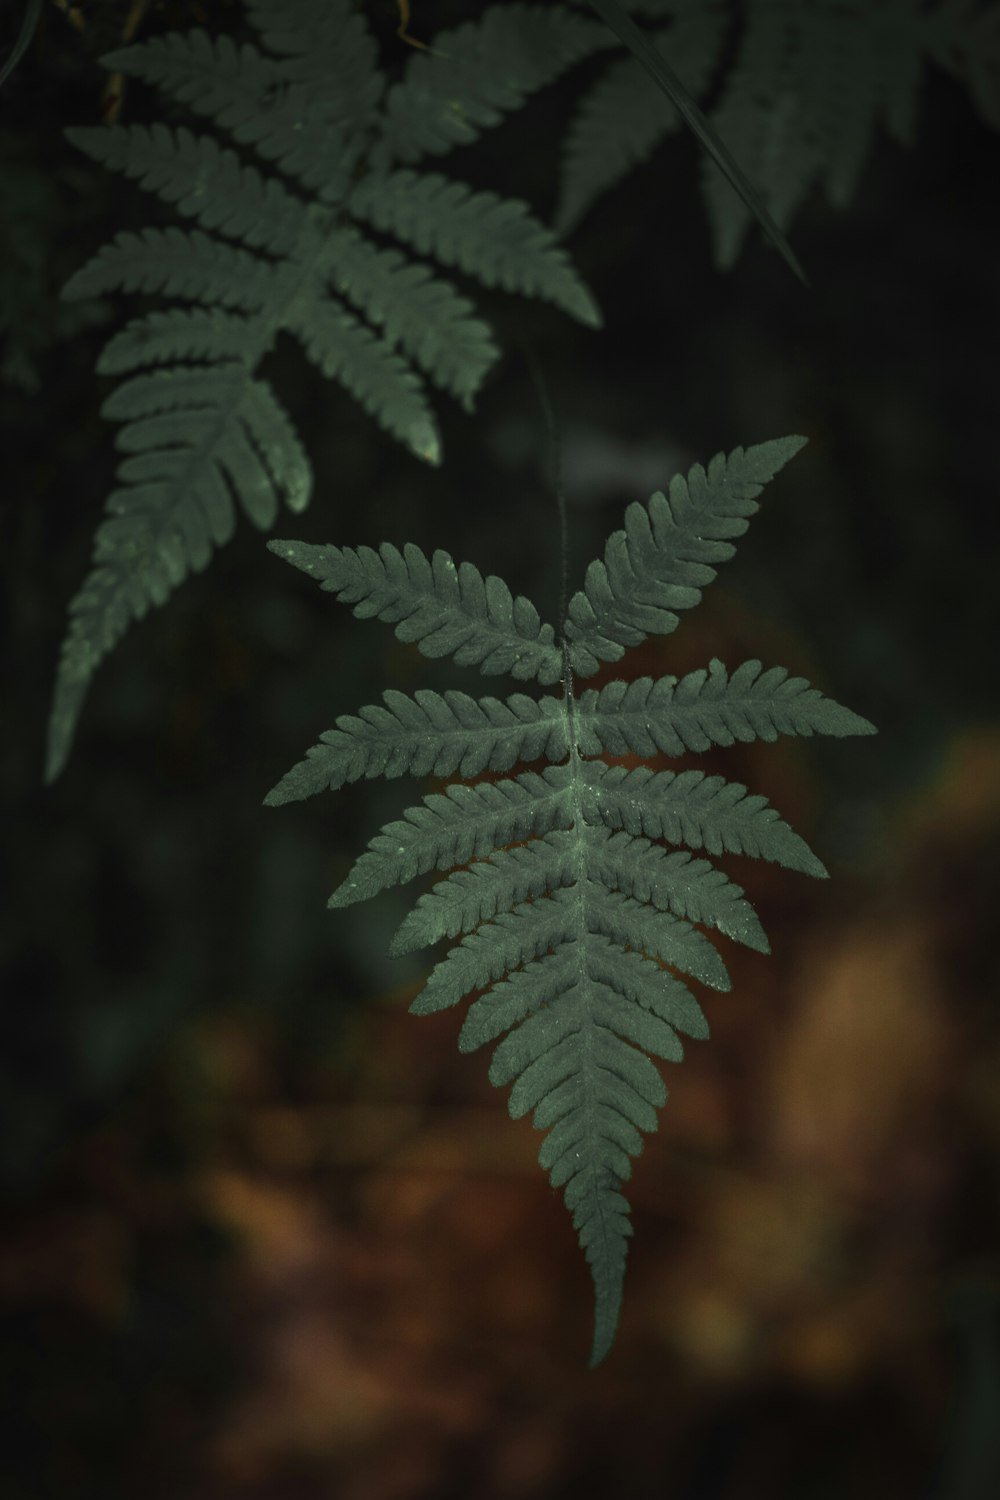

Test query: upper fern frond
[565,436,805,673]
[50,1,602,780]
[556,0,1000,267]
[556,0,730,234]
[268,436,876,1364]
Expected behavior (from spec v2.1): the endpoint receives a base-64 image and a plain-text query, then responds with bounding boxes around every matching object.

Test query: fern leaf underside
[267,438,876,1364]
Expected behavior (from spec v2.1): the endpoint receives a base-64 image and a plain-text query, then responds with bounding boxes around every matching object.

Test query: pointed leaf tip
[267,537,311,570]
[588,1289,623,1368]
[578,290,604,329]
[408,419,441,466]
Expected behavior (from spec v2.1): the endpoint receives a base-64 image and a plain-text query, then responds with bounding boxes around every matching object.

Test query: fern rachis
[266,435,876,1364]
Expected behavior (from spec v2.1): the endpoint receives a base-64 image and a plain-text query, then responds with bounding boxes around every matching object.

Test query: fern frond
[576,659,875,757]
[478,933,673,1366]
[265,688,569,807]
[266,538,563,683]
[53,1,603,777]
[586,827,770,951]
[269,434,876,1364]
[557,0,729,233]
[390,832,579,948]
[244,0,384,131]
[565,437,806,673]
[330,768,573,910]
[701,0,939,268]
[284,291,441,464]
[101,35,360,200]
[62,228,278,309]
[322,226,498,406]
[921,0,1000,130]
[378,3,609,163]
[415,897,582,1014]
[97,309,259,373]
[47,372,309,780]
[585,763,827,875]
[582,885,730,991]
[348,170,602,328]
[558,0,997,271]
[65,124,310,255]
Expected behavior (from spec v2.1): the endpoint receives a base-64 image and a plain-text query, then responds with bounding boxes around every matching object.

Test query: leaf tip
[263,540,299,564]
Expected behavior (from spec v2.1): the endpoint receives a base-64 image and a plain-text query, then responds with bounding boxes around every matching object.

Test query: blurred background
[2,1,999,1497]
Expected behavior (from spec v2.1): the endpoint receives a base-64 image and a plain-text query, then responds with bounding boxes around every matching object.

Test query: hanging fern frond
[557,0,1000,268]
[48,1,604,782]
[557,0,729,234]
[921,0,1000,131]
[700,0,888,267]
[703,0,1000,267]
[266,436,876,1365]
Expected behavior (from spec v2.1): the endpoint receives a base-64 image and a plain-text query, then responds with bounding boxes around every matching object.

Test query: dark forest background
[2,2,1000,1497]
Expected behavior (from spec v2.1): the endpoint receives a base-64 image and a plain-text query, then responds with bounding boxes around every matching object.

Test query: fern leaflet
[267,436,876,1364]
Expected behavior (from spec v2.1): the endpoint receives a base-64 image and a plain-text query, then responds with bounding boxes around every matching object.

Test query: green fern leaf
[267,538,563,683]
[65,123,311,254]
[575,657,872,757]
[348,170,602,328]
[701,0,933,268]
[565,436,806,672]
[557,0,998,271]
[585,763,827,876]
[283,291,441,463]
[268,434,877,1364]
[322,227,498,407]
[99,33,362,197]
[265,689,569,808]
[331,769,573,910]
[586,827,770,951]
[244,0,384,132]
[97,309,260,372]
[62,227,278,308]
[390,833,579,949]
[557,0,729,233]
[378,3,609,162]
[50,0,601,780]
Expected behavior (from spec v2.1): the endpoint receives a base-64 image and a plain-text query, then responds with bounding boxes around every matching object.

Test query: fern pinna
[266,436,875,1365]
[47,0,606,781]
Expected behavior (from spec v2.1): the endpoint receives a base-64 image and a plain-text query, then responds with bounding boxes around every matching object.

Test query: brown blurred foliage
[5,716,997,1500]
